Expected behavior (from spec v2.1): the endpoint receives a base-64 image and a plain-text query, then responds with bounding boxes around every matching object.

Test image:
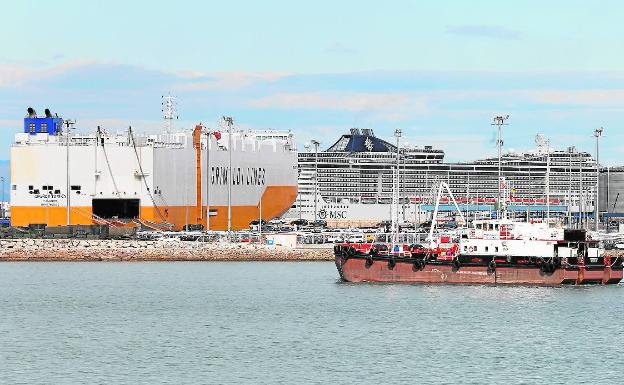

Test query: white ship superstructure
[286,128,598,226]
[10,106,298,230]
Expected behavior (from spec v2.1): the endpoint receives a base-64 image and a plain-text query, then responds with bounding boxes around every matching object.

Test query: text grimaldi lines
[211,166,266,186]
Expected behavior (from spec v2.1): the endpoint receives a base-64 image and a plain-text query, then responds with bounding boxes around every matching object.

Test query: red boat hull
[335,255,622,285]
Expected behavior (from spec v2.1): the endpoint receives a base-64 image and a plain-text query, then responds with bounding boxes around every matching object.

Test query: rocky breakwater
[0,239,333,262]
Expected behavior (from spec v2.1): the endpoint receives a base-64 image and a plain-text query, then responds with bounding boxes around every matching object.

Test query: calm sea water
[0,262,622,385]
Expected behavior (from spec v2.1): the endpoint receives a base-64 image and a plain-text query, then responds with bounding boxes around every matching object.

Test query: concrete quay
[0,239,333,262]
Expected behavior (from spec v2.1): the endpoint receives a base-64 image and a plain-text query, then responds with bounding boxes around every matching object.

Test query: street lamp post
[64,119,75,226]
[1,176,4,219]
[594,127,603,231]
[393,129,402,245]
[492,115,509,219]
[545,137,551,224]
[206,129,210,231]
[311,140,320,223]
[224,116,234,240]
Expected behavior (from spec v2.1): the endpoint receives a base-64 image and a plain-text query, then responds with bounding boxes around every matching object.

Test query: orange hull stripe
[11,185,298,231]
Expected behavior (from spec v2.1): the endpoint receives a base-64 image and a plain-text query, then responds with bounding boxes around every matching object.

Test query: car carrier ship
[9,98,298,231]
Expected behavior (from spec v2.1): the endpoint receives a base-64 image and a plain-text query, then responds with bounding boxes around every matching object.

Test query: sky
[1,0,624,164]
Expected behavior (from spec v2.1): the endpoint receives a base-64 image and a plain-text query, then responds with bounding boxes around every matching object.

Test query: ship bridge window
[476,224,482,230]
[12,185,16,191]
[71,185,81,191]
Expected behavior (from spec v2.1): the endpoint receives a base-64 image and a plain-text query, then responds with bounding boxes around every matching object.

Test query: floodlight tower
[594,127,603,231]
[492,115,509,219]
[162,94,178,133]
[310,140,321,223]
[393,128,402,245]
[64,119,76,226]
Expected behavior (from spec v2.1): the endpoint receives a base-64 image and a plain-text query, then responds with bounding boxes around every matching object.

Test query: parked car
[290,219,309,226]
[327,234,345,243]
[346,233,365,243]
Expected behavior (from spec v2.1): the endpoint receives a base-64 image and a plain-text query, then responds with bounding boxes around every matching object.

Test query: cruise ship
[285,128,598,226]
[10,100,298,231]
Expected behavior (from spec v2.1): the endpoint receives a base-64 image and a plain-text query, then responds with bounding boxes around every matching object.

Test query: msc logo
[318,209,346,220]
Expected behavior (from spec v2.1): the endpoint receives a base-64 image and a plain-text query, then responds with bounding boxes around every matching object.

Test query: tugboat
[334,182,623,285]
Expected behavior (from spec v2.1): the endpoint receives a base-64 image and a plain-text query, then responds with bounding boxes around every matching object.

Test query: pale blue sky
[1,0,624,164]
